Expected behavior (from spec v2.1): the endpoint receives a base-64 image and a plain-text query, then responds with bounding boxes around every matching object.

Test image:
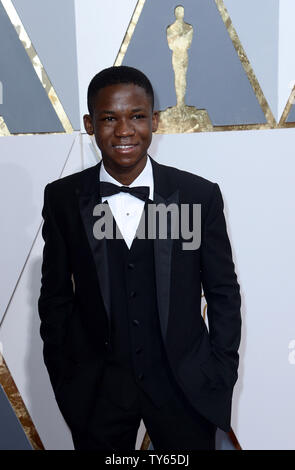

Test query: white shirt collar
[99,155,154,201]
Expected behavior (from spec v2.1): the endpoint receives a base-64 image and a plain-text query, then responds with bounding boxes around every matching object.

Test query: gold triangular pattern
[0,353,44,449]
[0,0,73,134]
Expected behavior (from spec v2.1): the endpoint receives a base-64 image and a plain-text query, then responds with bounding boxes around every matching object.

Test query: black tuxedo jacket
[38,157,241,434]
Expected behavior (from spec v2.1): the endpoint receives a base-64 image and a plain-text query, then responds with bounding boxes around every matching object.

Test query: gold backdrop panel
[115,0,281,134]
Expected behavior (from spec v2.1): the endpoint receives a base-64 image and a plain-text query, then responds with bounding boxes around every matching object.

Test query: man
[38,66,241,450]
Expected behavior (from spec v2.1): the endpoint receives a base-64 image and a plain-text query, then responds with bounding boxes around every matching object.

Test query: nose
[114,118,135,137]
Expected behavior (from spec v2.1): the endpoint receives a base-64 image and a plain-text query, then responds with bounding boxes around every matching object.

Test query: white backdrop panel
[0,134,82,450]
[0,134,76,324]
[61,133,83,178]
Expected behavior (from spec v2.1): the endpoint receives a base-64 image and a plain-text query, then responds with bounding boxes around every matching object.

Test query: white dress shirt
[100,156,154,249]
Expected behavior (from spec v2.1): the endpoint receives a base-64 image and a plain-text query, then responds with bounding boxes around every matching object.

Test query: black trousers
[72,369,216,451]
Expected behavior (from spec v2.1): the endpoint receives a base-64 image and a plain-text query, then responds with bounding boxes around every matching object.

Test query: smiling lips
[113,144,138,153]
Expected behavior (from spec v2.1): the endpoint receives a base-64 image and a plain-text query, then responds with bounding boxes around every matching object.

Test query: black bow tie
[100,181,150,201]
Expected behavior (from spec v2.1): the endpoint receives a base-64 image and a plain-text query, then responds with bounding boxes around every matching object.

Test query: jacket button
[130,291,136,298]
[132,319,140,326]
[128,263,135,269]
[138,373,144,381]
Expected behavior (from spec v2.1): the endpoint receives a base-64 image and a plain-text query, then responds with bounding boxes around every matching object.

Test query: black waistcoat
[103,205,172,409]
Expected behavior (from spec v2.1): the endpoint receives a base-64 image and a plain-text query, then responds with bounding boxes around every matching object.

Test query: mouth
[113,144,137,148]
[112,144,138,153]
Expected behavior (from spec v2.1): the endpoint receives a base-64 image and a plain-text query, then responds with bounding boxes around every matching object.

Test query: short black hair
[87,66,155,116]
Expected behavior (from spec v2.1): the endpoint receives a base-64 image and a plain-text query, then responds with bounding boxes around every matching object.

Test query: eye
[102,116,115,121]
[132,114,145,120]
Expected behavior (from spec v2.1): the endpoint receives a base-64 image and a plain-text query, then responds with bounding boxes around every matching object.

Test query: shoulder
[153,160,225,225]
[159,161,214,185]
[153,159,218,200]
[47,164,98,190]
[44,164,99,198]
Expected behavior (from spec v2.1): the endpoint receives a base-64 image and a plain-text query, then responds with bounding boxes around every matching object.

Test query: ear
[152,111,159,133]
[83,114,94,135]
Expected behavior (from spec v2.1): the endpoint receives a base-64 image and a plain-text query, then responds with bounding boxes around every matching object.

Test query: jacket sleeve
[201,183,241,387]
[38,183,74,390]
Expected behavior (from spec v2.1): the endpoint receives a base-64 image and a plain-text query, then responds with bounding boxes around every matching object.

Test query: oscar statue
[157,5,213,133]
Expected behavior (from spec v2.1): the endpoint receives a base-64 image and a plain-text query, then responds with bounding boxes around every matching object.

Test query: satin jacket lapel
[76,163,111,326]
[151,158,179,341]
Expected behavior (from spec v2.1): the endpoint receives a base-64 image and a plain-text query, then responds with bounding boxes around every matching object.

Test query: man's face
[84,83,158,175]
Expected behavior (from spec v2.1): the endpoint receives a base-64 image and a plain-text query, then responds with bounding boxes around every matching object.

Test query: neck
[103,155,148,186]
